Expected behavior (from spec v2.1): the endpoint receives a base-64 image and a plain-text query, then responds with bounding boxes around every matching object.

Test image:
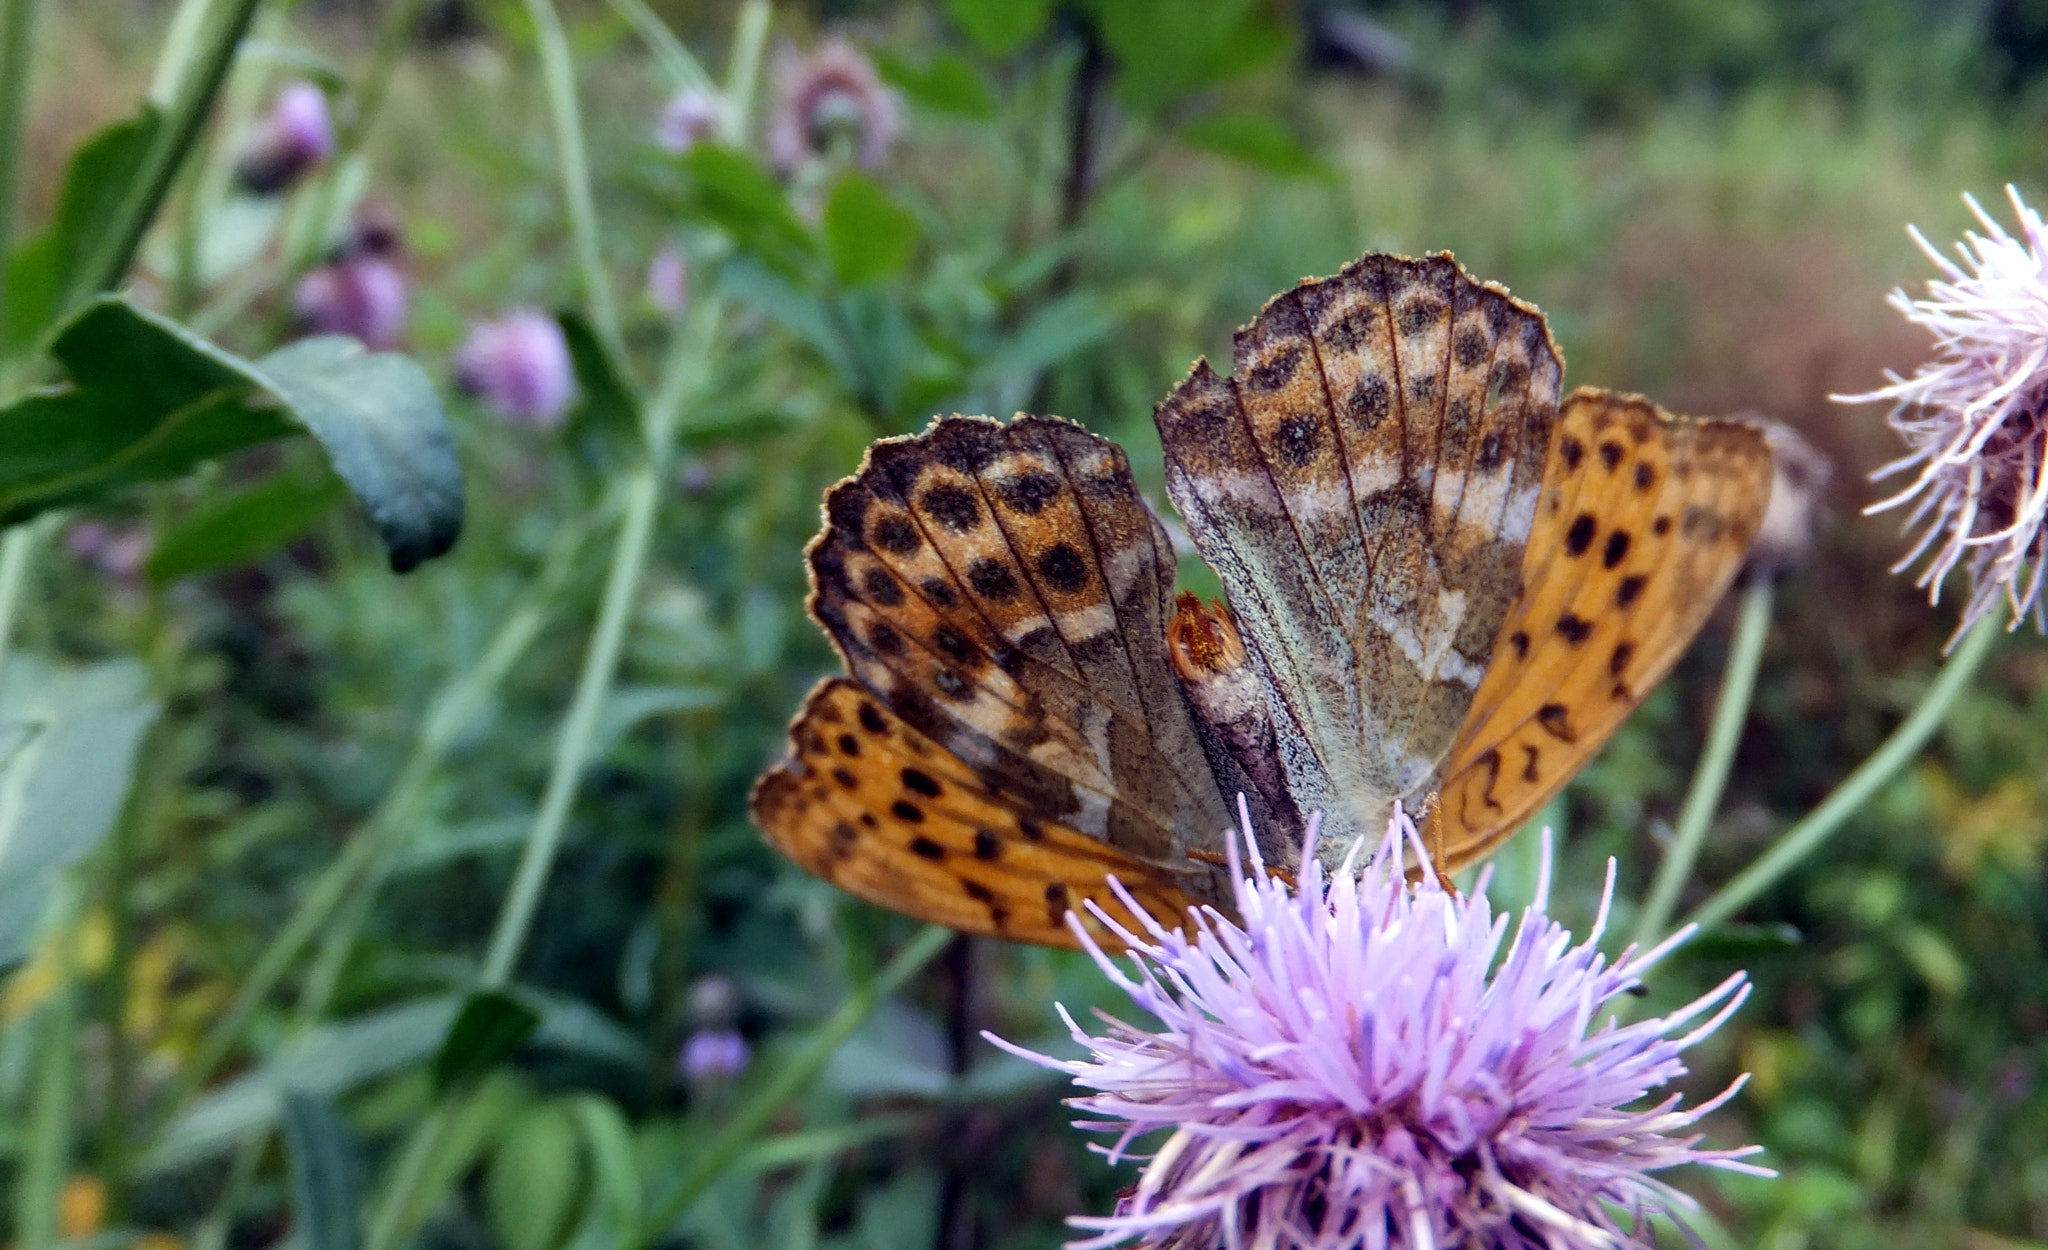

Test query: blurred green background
[7,0,2048,1247]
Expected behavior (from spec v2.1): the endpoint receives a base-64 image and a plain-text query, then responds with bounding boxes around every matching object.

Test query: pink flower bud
[235,81,336,194]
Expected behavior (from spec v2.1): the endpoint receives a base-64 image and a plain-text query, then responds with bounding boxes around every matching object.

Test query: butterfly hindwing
[1155,252,1563,852]
[751,679,1205,948]
[1426,388,1773,869]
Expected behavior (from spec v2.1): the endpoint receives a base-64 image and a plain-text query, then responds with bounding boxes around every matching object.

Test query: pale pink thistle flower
[646,245,689,317]
[293,254,408,350]
[679,1029,750,1083]
[455,310,576,430]
[989,804,1768,1250]
[66,521,153,588]
[658,89,722,153]
[767,39,902,174]
[235,81,335,194]
[1836,185,2048,641]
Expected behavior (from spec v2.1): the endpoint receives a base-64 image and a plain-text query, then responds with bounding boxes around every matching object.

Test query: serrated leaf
[281,1092,365,1250]
[1179,110,1333,179]
[824,174,920,288]
[877,50,996,117]
[253,335,465,572]
[0,299,463,572]
[942,0,1050,55]
[434,990,542,1092]
[678,146,815,277]
[145,468,348,584]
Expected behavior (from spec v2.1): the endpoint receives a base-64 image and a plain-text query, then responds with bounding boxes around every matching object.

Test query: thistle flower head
[767,39,901,174]
[989,805,1767,1250]
[1836,185,2048,640]
[294,254,407,351]
[235,81,335,194]
[455,310,577,430]
[646,244,690,317]
[679,1029,750,1083]
[657,88,721,154]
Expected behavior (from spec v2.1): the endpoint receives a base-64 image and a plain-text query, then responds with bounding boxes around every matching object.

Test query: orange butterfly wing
[1426,388,1772,870]
[750,678,1207,949]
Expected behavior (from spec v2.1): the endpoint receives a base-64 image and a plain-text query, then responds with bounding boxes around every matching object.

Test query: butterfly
[750,251,1772,948]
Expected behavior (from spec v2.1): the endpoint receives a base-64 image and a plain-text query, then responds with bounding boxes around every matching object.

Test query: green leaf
[434,990,542,1092]
[823,175,920,288]
[1179,110,1333,179]
[144,999,458,1173]
[280,1092,365,1250]
[252,335,465,572]
[877,50,996,117]
[678,146,815,277]
[1088,0,1294,112]
[970,292,1114,392]
[560,309,642,453]
[487,1103,585,1250]
[0,660,158,968]
[2,109,162,352]
[145,468,349,584]
[942,0,1050,54]
[568,1096,642,1226]
[0,299,463,572]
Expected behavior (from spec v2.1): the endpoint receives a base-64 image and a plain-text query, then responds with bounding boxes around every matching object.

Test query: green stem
[157,519,587,1120]
[16,889,81,1250]
[282,0,432,275]
[479,468,659,987]
[1682,607,2003,934]
[606,0,718,95]
[0,521,44,693]
[632,925,953,1247]
[363,1106,452,1250]
[68,0,268,315]
[1632,575,1774,949]
[0,0,38,335]
[523,0,621,358]
[722,0,772,141]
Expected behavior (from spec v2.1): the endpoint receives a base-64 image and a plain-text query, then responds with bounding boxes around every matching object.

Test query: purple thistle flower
[767,39,902,174]
[455,310,577,430]
[646,244,690,317]
[680,1029,751,1083]
[658,88,722,154]
[1836,185,2048,641]
[235,81,335,194]
[294,254,408,351]
[988,804,1767,1250]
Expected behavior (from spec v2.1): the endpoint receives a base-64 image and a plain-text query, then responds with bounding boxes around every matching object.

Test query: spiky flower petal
[1837,185,2048,641]
[989,806,1767,1250]
[767,39,901,174]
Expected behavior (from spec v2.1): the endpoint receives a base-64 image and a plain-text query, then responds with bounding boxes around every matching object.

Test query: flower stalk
[1684,606,2001,934]
[1633,574,1775,948]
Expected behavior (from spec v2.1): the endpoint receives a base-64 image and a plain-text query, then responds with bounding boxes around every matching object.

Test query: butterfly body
[753,251,1772,948]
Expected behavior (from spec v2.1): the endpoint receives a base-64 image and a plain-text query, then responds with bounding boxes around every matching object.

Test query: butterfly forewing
[1426,389,1773,869]
[1155,252,1562,854]
[793,415,1244,889]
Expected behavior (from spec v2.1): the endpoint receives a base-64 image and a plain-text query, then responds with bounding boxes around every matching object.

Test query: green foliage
[434,991,542,1091]
[823,174,920,287]
[282,1092,368,1250]
[1,108,161,354]
[0,299,461,569]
